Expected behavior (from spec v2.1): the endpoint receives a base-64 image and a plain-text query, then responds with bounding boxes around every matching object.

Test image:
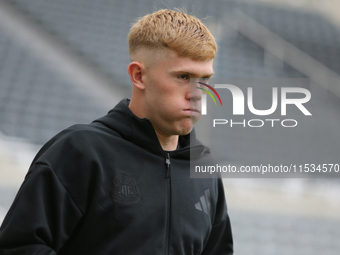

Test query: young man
[0,9,233,254]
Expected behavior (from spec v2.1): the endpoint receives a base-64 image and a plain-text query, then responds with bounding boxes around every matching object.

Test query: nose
[187,81,202,102]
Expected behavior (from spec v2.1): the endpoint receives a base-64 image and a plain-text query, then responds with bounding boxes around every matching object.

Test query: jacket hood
[92,98,209,159]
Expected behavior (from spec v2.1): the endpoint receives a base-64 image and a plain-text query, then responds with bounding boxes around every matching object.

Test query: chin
[178,130,191,136]
[174,118,196,135]
[178,125,193,136]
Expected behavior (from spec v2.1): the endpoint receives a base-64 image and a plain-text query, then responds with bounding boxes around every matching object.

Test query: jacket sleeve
[0,163,83,254]
[201,178,233,255]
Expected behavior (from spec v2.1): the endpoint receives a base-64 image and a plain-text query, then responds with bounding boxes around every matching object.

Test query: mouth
[183,109,201,115]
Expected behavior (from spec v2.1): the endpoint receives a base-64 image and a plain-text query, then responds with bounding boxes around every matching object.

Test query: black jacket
[0,99,233,255]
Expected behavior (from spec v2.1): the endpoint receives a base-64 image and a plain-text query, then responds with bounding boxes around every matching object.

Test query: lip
[183,109,201,116]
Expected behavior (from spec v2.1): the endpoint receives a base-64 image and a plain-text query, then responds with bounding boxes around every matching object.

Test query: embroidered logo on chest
[111,172,141,204]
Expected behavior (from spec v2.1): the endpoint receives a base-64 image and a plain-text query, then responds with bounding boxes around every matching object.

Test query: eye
[199,77,209,83]
[179,74,190,80]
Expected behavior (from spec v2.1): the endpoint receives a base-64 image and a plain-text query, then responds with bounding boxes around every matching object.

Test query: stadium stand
[0,0,339,254]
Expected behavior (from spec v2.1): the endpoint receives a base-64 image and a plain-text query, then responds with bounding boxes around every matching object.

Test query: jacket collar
[92,99,205,157]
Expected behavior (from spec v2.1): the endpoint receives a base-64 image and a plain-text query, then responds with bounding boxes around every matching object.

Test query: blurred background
[0,0,339,254]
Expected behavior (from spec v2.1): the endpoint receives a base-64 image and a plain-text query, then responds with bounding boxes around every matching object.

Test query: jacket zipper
[162,144,205,254]
[165,153,171,255]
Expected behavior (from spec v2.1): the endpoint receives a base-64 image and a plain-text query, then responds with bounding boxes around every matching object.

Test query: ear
[127,62,145,90]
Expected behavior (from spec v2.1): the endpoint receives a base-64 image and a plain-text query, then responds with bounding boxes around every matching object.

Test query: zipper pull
[165,153,171,178]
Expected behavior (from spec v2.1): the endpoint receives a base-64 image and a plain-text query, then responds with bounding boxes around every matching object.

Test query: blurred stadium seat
[0,0,339,254]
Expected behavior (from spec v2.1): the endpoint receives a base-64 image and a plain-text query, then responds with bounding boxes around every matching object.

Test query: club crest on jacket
[111,172,141,204]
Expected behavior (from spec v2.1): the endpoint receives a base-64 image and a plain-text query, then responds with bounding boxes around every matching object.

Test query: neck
[155,130,179,151]
[128,98,178,151]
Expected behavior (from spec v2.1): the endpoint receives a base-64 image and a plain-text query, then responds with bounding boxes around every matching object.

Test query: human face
[142,49,214,137]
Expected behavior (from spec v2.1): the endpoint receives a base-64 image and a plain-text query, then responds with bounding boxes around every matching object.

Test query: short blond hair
[128,9,217,61]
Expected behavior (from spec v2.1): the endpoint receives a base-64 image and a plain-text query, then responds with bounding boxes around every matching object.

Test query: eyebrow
[170,70,215,78]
